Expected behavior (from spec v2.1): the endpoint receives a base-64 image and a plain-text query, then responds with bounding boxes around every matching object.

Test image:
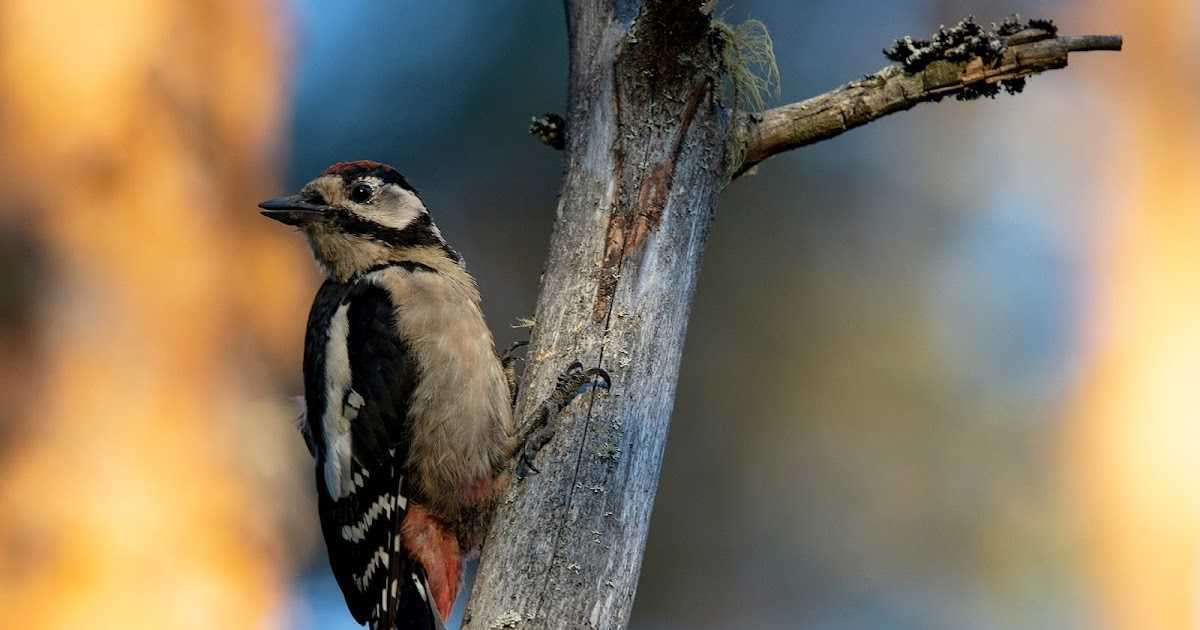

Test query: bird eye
[349,183,373,204]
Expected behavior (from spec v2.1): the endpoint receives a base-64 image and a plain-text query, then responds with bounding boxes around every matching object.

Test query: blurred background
[0,0,1195,628]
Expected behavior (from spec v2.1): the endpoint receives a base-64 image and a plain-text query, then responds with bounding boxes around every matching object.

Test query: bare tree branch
[465,8,1121,630]
[735,29,1123,177]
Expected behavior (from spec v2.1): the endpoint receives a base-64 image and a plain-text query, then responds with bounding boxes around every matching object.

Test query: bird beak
[258,194,329,226]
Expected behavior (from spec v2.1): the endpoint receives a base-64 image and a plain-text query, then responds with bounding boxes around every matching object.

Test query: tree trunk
[463,3,728,629]
[463,3,1120,629]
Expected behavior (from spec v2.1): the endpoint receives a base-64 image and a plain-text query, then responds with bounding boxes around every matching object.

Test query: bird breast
[365,259,513,520]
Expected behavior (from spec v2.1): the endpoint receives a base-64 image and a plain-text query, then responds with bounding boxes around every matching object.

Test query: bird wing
[304,278,442,629]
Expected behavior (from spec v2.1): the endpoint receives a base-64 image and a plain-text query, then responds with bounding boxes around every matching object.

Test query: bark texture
[464,4,1121,630]
[463,3,728,629]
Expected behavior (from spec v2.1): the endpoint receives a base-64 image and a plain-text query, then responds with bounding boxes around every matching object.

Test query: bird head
[260,161,454,279]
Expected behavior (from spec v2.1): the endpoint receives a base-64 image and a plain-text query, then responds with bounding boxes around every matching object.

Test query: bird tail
[366,565,444,630]
[318,459,445,630]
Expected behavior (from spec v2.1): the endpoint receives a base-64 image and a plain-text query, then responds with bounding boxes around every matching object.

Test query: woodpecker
[260,161,608,630]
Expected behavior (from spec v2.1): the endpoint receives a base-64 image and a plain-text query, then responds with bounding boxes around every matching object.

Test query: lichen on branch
[882,15,1061,100]
[712,16,780,177]
[712,17,780,113]
[529,113,566,150]
[734,16,1121,176]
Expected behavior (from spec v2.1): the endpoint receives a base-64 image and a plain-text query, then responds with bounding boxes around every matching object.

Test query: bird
[259,160,608,629]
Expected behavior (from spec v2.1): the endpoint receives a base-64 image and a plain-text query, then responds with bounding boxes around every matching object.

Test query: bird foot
[515,362,611,479]
[501,340,530,407]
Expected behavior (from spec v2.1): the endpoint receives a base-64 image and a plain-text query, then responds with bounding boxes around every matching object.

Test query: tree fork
[464,4,1120,630]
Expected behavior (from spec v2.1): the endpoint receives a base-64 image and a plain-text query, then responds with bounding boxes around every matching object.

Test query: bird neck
[309,234,469,289]
[306,229,396,282]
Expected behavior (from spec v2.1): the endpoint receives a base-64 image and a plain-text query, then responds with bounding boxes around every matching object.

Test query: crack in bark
[628,78,712,253]
[466,7,1121,629]
[593,68,629,323]
[595,78,713,321]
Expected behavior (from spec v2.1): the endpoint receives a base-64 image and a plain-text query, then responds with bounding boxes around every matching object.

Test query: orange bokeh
[0,1,1196,628]
[0,1,314,628]
[1067,1,1200,628]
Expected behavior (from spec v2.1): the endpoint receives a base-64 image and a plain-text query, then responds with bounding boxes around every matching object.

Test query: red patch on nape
[322,160,394,176]
[401,504,463,620]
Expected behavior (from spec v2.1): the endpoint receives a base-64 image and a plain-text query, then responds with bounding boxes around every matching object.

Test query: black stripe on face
[332,210,438,247]
[331,210,463,263]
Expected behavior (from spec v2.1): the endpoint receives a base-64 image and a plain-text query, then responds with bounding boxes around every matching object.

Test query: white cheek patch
[360,186,426,231]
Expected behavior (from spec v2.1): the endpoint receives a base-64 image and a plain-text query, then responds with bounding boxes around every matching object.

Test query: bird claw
[501,340,530,363]
[584,367,612,390]
[556,362,609,394]
[516,451,541,480]
[513,361,612,480]
[503,340,532,409]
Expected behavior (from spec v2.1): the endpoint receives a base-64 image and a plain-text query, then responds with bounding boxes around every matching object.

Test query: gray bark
[462,4,1120,630]
[463,3,727,629]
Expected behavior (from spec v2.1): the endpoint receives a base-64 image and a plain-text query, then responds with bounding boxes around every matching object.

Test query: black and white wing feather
[304,277,441,629]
